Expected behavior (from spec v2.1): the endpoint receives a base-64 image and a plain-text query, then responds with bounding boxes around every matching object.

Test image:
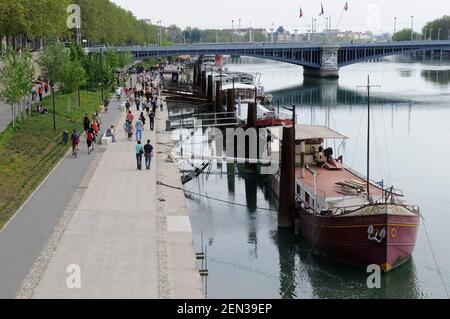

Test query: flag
[299,7,304,18]
[319,3,324,15]
[344,2,349,11]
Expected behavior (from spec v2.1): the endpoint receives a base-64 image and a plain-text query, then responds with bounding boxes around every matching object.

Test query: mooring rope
[420,215,450,298]
[157,181,278,213]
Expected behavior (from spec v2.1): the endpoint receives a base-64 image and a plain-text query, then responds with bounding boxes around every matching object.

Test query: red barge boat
[269,125,420,272]
[268,77,420,272]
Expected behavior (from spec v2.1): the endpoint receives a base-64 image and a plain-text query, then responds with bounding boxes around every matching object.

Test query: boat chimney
[278,126,295,228]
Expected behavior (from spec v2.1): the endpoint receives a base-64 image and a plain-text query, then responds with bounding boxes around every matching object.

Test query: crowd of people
[120,66,165,170]
[67,62,172,172]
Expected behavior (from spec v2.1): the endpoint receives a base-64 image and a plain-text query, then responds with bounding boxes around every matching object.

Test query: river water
[181,55,450,299]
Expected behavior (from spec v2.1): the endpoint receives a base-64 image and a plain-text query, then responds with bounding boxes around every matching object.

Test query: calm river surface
[183,56,450,299]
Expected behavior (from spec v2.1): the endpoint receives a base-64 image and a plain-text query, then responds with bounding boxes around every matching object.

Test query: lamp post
[239,19,241,43]
[429,28,433,40]
[438,28,442,40]
[232,20,234,42]
[157,20,162,46]
[423,28,427,41]
[410,16,414,41]
[99,47,104,102]
[393,17,397,40]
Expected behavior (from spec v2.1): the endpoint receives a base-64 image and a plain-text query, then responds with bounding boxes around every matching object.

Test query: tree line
[0,41,133,129]
[393,15,450,41]
[0,0,160,49]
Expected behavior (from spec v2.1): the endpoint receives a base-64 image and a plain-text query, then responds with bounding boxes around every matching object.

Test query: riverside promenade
[25,97,203,298]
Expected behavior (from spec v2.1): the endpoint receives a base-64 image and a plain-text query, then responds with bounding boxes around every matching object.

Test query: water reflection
[181,57,450,299]
[421,69,450,86]
[271,78,409,107]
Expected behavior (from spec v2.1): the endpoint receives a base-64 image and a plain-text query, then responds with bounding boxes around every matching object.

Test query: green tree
[0,47,34,126]
[38,40,70,131]
[393,28,422,41]
[59,60,85,112]
[422,15,450,40]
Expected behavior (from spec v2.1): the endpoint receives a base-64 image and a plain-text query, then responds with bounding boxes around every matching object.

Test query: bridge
[88,40,450,78]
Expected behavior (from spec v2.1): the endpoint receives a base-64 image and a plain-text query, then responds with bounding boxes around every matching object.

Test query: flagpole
[336,7,345,29]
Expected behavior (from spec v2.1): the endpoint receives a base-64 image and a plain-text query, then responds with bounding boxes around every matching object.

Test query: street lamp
[157,20,162,46]
[239,19,241,43]
[411,16,414,41]
[232,20,235,42]
[393,17,397,40]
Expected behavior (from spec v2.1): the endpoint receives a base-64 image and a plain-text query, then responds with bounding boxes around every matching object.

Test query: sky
[110,0,449,34]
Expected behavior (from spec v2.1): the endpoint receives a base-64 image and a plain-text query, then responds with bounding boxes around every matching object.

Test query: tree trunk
[77,87,81,111]
[11,104,15,127]
[67,94,71,112]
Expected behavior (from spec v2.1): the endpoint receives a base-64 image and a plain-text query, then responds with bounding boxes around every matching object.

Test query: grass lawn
[0,90,105,230]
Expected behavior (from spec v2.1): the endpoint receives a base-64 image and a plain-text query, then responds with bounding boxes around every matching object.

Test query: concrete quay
[27,96,203,299]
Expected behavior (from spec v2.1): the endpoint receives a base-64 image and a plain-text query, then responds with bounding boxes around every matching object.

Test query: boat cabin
[271,125,388,214]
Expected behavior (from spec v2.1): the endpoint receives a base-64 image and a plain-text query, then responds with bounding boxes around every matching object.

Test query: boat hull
[296,209,420,272]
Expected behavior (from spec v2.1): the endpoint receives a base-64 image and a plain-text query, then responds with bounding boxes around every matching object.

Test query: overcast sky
[110,0,448,34]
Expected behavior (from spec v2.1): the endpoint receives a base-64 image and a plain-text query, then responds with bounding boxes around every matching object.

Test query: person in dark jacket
[144,140,154,170]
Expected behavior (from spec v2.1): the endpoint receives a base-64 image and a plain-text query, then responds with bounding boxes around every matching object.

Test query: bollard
[278,126,295,228]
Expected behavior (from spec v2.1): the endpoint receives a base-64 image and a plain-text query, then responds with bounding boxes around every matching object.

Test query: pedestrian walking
[83,113,90,133]
[44,82,49,94]
[86,130,95,155]
[38,85,43,101]
[126,111,134,124]
[116,87,122,101]
[135,140,144,170]
[144,139,154,170]
[70,130,80,158]
[149,111,155,131]
[139,112,146,127]
[103,97,110,112]
[135,118,143,141]
[93,112,102,130]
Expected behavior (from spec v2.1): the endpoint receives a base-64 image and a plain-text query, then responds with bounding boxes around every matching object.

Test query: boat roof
[296,166,383,200]
[222,83,256,91]
[270,125,348,141]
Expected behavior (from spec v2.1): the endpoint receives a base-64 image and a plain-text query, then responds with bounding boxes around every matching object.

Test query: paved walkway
[0,95,121,299]
[29,95,202,298]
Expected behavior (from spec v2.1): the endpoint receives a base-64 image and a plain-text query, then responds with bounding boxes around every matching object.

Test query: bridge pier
[303,67,340,78]
[303,45,340,79]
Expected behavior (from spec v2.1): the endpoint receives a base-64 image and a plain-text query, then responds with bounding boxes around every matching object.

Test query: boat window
[305,192,310,205]
[297,184,301,195]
